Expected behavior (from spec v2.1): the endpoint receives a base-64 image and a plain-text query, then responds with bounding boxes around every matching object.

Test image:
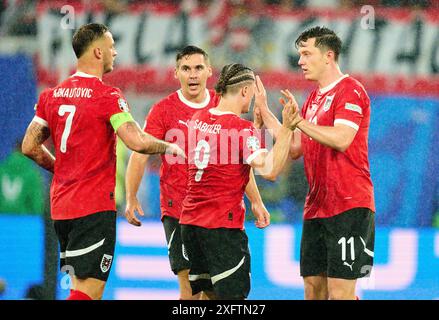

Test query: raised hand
[279,89,303,130]
[254,75,269,112]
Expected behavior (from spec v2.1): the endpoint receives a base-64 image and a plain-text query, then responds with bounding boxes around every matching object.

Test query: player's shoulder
[192,107,211,120]
[37,85,62,109]
[98,82,124,97]
[235,117,254,129]
[38,87,54,100]
[220,112,253,130]
[152,91,179,110]
[339,76,368,94]
[147,92,179,120]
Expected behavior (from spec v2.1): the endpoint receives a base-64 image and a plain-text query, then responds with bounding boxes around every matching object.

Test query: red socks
[67,290,92,300]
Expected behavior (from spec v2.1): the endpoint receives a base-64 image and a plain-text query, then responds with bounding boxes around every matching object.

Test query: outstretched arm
[250,91,302,181]
[117,121,185,158]
[22,121,55,173]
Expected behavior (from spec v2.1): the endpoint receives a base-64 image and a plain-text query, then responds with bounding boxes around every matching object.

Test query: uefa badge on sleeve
[118,98,130,112]
[100,254,113,273]
[246,136,260,152]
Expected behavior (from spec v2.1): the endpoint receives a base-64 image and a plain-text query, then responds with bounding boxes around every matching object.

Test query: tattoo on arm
[22,122,55,173]
[27,123,51,145]
[119,121,169,155]
[138,131,168,154]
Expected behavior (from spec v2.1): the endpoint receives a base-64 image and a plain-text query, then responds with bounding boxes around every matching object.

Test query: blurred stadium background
[0,0,438,300]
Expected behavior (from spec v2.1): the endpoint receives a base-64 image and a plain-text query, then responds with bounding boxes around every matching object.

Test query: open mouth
[188,83,199,89]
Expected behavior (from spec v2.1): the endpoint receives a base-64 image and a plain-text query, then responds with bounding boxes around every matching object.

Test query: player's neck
[180,88,207,104]
[317,65,344,89]
[215,98,241,116]
[76,61,104,80]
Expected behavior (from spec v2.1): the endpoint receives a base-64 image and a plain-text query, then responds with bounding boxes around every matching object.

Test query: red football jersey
[33,71,133,220]
[300,75,375,220]
[144,89,219,220]
[180,108,267,229]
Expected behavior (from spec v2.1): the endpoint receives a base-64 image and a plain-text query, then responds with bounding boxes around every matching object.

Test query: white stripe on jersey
[334,119,359,131]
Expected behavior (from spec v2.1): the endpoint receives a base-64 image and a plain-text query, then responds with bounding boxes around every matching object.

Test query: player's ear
[207,65,213,78]
[325,50,334,64]
[174,68,178,79]
[241,85,247,97]
[93,47,103,60]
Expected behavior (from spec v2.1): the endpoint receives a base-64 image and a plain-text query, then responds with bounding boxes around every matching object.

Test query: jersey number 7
[58,104,76,153]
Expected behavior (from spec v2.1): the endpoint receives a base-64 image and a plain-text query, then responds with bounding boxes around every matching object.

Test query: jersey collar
[319,74,349,94]
[177,89,211,109]
[209,108,236,116]
[71,71,101,80]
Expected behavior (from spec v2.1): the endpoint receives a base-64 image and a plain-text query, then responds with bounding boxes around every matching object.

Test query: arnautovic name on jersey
[193,119,221,134]
[53,88,93,98]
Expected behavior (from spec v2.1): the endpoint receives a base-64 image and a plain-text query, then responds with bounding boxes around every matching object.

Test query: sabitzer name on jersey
[53,87,93,98]
[193,119,222,134]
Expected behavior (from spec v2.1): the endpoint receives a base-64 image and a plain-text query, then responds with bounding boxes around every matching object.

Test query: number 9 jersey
[181,108,267,230]
[33,72,134,220]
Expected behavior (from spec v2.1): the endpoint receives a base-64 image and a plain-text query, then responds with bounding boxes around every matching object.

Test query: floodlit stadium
[0,0,438,301]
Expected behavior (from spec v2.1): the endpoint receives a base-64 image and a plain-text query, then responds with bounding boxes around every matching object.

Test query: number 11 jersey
[33,71,133,220]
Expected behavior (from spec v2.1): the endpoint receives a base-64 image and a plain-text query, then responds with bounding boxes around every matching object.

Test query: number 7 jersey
[33,72,134,220]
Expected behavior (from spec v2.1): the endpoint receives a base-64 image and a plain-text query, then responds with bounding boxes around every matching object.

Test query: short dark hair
[215,63,255,95]
[295,26,342,61]
[72,23,109,58]
[176,45,210,65]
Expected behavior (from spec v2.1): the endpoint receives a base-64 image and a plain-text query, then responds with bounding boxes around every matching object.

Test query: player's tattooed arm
[117,121,185,158]
[22,122,55,173]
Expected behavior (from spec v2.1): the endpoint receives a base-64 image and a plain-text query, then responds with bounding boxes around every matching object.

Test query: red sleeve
[334,85,368,131]
[33,89,50,126]
[99,87,131,122]
[144,102,166,140]
[240,120,267,164]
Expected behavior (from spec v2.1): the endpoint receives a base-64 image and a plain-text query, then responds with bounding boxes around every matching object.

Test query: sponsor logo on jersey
[323,95,334,112]
[100,254,113,273]
[345,103,362,114]
[343,261,355,271]
[246,136,260,152]
[178,120,189,128]
[118,98,129,112]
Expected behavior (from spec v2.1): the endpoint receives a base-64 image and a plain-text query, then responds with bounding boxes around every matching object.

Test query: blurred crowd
[0,0,436,36]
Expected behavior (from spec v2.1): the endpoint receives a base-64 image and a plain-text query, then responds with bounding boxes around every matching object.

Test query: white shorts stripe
[211,256,245,285]
[189,273,211,281]
[167,229,176,250]
[32,115,48,127]
[360,236,374,258]
[60,238,105,259]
